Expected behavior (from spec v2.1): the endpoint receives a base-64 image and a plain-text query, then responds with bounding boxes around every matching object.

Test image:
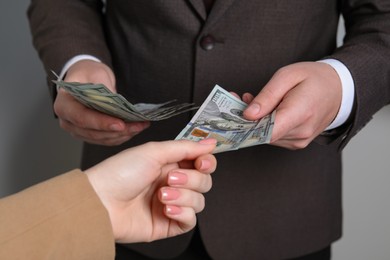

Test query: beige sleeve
[0,169,115,260]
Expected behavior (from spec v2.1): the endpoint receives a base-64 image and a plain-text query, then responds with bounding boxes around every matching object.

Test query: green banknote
[53,80,197,122]
[176,85,275,153]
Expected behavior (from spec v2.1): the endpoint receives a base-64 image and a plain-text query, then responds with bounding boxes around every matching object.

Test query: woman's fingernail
[168,172,188,186]
[160,188,181,201]
[199,159,211,171]
[246,103,261,115]
[165,205,182,215]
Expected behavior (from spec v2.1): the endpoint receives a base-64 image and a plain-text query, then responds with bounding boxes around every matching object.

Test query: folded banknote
[175,85,275,153]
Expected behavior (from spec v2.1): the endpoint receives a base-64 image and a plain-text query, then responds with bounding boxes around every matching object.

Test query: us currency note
[53,80,198,122]
[175,85,275,153]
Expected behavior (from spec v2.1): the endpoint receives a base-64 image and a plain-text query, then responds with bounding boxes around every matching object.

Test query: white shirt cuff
[57,55,101,89]
[318,59,355,131]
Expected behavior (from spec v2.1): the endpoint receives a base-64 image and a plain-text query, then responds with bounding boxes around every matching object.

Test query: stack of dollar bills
[54,79,275,153]
[54,80,198,122]
[175,85,275,153]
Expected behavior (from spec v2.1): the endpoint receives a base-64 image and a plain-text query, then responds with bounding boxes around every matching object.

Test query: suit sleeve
[328,0,390,148]
[27,0,112,97]
[0,170,115,260]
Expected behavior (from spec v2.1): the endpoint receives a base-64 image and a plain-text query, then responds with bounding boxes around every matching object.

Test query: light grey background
[1,1,389,259]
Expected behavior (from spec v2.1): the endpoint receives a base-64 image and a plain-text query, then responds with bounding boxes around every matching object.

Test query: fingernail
[109,123,123,131]
[199,159,211,171]
[165,205,182,215]
[168,172,188,186]
[160,188,181,201]
[198,138,217,145]
[246,103,261,115]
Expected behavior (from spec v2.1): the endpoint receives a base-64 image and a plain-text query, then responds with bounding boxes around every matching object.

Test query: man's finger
[144,139,217,166]
[243,64,305,120]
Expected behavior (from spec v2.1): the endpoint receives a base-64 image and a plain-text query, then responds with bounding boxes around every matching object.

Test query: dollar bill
[175,85,275,153]
[53,80,198,122]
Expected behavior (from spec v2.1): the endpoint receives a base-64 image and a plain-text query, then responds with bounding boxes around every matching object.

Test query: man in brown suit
[28,0,390,259]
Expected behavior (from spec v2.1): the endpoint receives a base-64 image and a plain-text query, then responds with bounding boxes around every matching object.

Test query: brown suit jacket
[0,170,114,259]
[28,0,390,259]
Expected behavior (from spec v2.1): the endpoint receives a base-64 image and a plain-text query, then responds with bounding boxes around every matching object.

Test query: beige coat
[0,170,114,259]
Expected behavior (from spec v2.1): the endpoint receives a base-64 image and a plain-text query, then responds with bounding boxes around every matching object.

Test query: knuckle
[72,113,87,128]
[86,131,101,141]
[275,65,304,84]
[274,66,291,79]
[88,66,111,82]
[201,175,212,193]
[296,128,314,140]
[261,87,278,102]
[196,195,206,212]
[275,65,299,81]
[291,140,310,150]
[58,119,68,130]
[53,104,61,117]
[303,109,314,121]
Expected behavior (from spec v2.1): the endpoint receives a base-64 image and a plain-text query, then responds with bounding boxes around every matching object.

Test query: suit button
[200,35,215,51]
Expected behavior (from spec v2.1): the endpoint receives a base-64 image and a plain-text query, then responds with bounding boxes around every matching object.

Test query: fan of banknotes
[54,80,198,122]
[54,78,275,153]
[176,85,275,153]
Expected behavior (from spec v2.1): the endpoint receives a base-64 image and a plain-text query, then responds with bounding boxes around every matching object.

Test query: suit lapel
[186,0,236,27]
[187,0,207,21]
[205,0,236,29]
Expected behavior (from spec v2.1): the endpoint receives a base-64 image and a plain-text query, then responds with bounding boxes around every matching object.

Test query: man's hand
[243,62,342,150]
[85,139,217,243]
[54,60,150,146]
